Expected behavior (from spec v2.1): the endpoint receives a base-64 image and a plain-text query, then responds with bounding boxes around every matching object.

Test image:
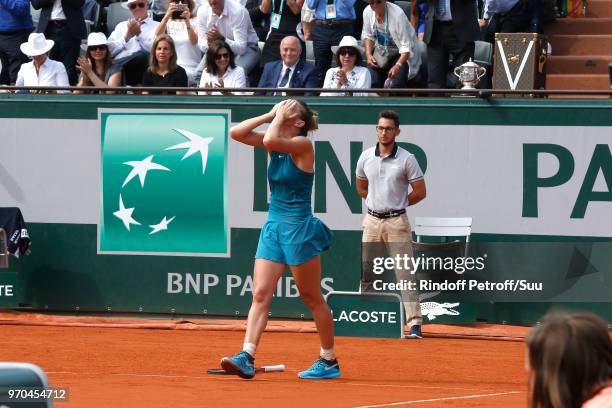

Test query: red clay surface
[0,312,529,407]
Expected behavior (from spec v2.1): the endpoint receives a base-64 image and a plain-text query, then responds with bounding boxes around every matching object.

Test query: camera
[171,2,188,19]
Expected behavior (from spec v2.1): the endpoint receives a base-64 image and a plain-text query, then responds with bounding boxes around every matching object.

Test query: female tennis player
[220,99,339,380]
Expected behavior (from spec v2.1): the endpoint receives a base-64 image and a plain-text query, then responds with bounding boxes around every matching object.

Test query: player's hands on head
[269,99,288,117]
[277,99,299,120]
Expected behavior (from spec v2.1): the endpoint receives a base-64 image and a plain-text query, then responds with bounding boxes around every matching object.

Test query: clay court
[0,312,529,407]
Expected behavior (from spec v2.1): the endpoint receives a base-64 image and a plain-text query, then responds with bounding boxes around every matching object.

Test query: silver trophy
[453,58,486,90]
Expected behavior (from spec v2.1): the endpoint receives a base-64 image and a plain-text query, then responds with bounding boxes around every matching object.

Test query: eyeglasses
[215,52,230,60]
[376,125,396,133]
[339,48,356,56]
[128,2,146,10]
[88,45,106,51]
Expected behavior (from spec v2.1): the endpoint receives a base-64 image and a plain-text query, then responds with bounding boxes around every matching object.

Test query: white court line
[328,382,502,393]
[354,391,521,407]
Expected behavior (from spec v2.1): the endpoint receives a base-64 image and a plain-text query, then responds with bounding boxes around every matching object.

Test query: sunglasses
[88,45,106,51]
[128,2,146,10]
[215,53,230,60]
[339,48,356,56]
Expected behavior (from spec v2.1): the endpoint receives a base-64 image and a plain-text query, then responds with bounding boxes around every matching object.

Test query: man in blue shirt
[480,0,536,43]
[306,0,356,84]
[0,0,34,85]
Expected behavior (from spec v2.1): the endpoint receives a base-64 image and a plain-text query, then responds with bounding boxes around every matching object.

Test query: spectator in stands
[0,0,33,85]
[352,0,367,41]
[409,0,428,41]
[198,39,246,94]
[256,35,318,95]
[31,0,86,85]
[417,0,479,89]
[245,0,270,42]
[259,0,305,66]
[107,0,159,86]
[142,34,188,93]
[321,35,371,96]
[81,0,99,23]
[306,0,356,82]
[301,1,315,40]
[155,0,201,85]
[480,0,537,43]
[75,32,122,93]
[526,311,612,408]
[195,0,261,75]
[15,32,69,91]
[362,0,421,89]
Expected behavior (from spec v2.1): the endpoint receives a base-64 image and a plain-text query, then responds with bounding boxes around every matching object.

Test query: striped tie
[275,68,291,95]
[278,68,291,87]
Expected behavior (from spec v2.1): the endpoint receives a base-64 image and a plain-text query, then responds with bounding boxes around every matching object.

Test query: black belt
[49,20,67,26]
[312,19,353,26]
[367,209,406,219]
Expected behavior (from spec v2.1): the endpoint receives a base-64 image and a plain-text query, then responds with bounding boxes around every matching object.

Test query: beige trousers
[361,213,422,327]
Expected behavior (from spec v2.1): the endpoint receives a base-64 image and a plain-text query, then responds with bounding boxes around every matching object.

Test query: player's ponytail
[295,99,318,136]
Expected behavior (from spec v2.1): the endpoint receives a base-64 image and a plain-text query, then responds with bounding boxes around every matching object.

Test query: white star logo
[165,128,214,174]
[149,216,176,235]
[113,195,141,231]
[122,155,170,188]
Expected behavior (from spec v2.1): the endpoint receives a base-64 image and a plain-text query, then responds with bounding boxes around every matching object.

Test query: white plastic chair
[414,217,473,257]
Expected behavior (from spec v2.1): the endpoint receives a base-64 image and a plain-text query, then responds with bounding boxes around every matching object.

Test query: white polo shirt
[356,143,423,212]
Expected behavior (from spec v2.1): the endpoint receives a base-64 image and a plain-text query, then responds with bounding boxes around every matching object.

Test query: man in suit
[32,0,86,85]
[412,0,479,89]
[256,36,319,96]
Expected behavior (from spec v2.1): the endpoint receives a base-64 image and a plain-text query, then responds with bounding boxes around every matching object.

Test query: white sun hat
[331,36,365,56]
[122,0,147,9]
[81,32,109,51]
[20,33,54,57]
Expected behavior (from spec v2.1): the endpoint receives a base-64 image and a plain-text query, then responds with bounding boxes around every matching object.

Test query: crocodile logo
[421,302,460,320]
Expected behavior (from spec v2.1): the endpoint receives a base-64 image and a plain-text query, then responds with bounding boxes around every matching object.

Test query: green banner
[1,96,612,325]
[327,292,405,338]
[0,272,19,308]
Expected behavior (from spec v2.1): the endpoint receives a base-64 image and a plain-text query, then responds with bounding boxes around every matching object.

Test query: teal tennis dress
[255,151,332,266]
